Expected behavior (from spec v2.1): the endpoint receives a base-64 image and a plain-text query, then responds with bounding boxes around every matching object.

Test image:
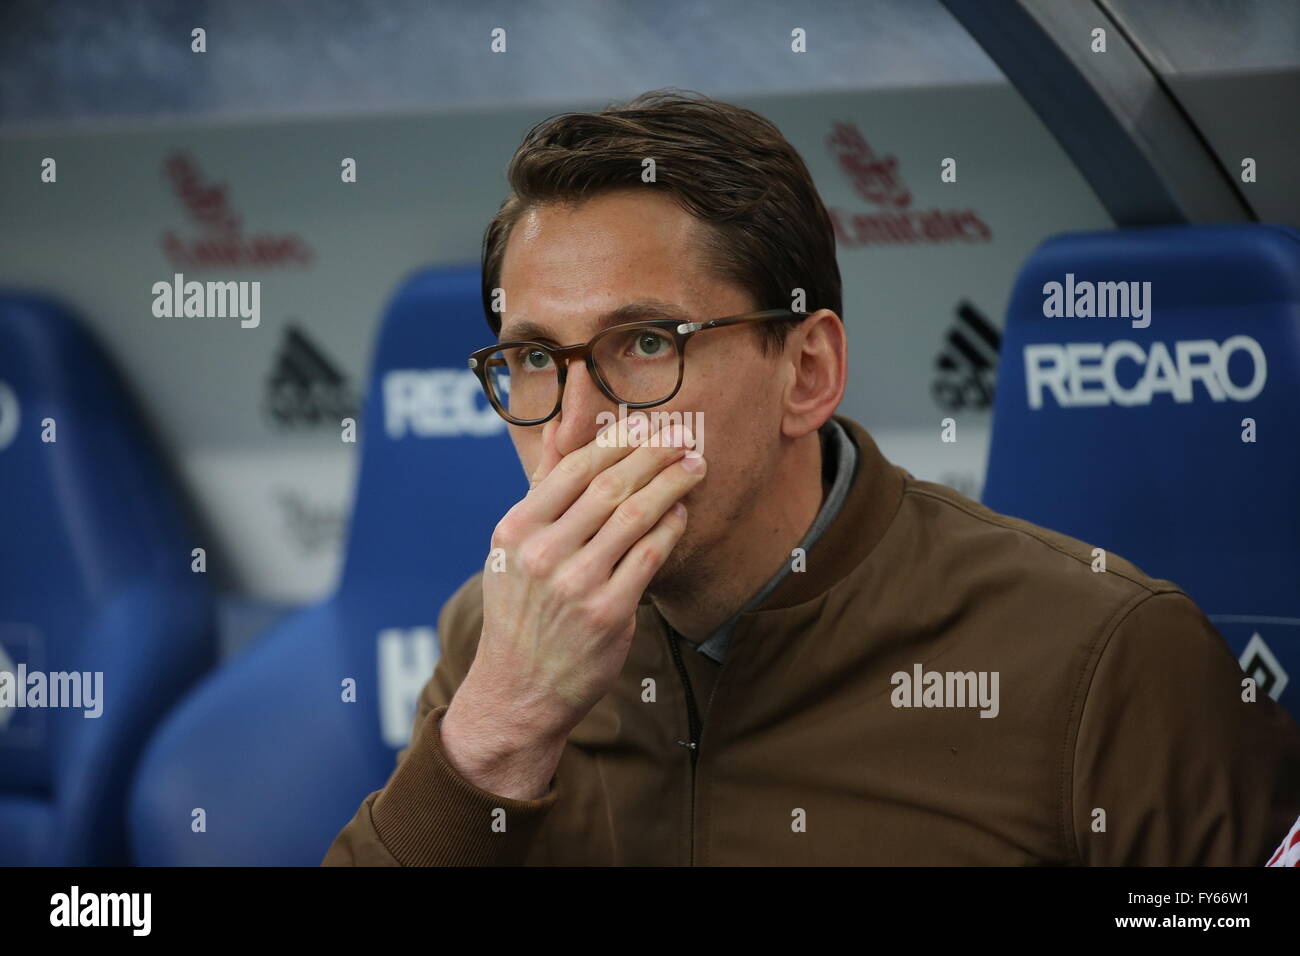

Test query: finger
[527,418,564,491]
[576,447,705,572]
[549,424,700,554]
[601,499,690,610]
[522,411,663,523]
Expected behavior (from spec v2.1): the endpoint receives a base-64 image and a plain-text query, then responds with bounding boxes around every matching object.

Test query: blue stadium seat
[984,225,1300,718]
[128,266,525,864]
[0,296,215,865]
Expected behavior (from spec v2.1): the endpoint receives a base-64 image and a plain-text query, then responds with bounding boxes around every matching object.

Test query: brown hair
[480,88,841,355]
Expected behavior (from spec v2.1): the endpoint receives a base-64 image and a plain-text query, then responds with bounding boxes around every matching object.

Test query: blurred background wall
[12,0,1292,653]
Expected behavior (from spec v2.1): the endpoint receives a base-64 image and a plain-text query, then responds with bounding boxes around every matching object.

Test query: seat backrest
[129,266,525,864]
[0,296,213,863]
[983,225,1300,714]
[339,266,523,604]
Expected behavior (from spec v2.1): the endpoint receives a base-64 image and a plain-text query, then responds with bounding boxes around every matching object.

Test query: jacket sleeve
[1070,589,1300,865]
[321,576,560,866]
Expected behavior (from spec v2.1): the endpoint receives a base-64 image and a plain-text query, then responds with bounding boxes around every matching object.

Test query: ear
[781,310,846,439]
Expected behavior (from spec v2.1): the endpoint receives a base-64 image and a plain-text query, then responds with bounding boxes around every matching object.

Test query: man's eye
[632,331,670,357]
[523,349,552,370]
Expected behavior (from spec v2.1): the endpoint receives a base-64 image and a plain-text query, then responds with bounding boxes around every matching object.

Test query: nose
[551,357,617,459]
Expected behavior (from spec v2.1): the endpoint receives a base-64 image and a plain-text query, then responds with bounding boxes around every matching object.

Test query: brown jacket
[323,414,1300,865]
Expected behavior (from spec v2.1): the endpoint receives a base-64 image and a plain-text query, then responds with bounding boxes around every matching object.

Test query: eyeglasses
[468,308,809,426]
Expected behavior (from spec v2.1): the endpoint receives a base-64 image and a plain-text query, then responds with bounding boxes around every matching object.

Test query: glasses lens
[592,327,681,404]
[485,345,559,422]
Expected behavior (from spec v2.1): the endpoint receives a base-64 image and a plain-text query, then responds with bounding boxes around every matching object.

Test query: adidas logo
[263,324,359,429]
[932,301,1001,412]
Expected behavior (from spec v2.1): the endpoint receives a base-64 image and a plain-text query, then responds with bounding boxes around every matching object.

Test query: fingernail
[672,501,687,519]
[680,454,706,474]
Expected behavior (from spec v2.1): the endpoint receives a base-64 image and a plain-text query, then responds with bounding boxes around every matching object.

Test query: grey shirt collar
[687,416,858,664]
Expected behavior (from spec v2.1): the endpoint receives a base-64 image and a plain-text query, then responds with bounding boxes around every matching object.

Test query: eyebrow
[498,299,693,344]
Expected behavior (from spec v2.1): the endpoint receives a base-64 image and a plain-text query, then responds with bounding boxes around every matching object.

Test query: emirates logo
[160,150,314,269]
[826,121,911,209]
[825,121,991,248]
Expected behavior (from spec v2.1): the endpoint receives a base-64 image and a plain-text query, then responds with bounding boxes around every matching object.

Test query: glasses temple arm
[675,310,807,335]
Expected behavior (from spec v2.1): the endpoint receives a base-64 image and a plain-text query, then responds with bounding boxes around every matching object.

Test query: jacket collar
[754,413,905,611]
[637,413,906,618]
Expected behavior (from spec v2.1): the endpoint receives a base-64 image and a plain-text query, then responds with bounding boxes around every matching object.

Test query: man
[324,89,1300,866]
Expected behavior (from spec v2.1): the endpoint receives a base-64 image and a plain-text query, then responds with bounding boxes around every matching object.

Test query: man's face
[496,188,789,592]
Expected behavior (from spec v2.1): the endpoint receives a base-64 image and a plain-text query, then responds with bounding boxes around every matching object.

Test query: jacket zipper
[664,623,701,865]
